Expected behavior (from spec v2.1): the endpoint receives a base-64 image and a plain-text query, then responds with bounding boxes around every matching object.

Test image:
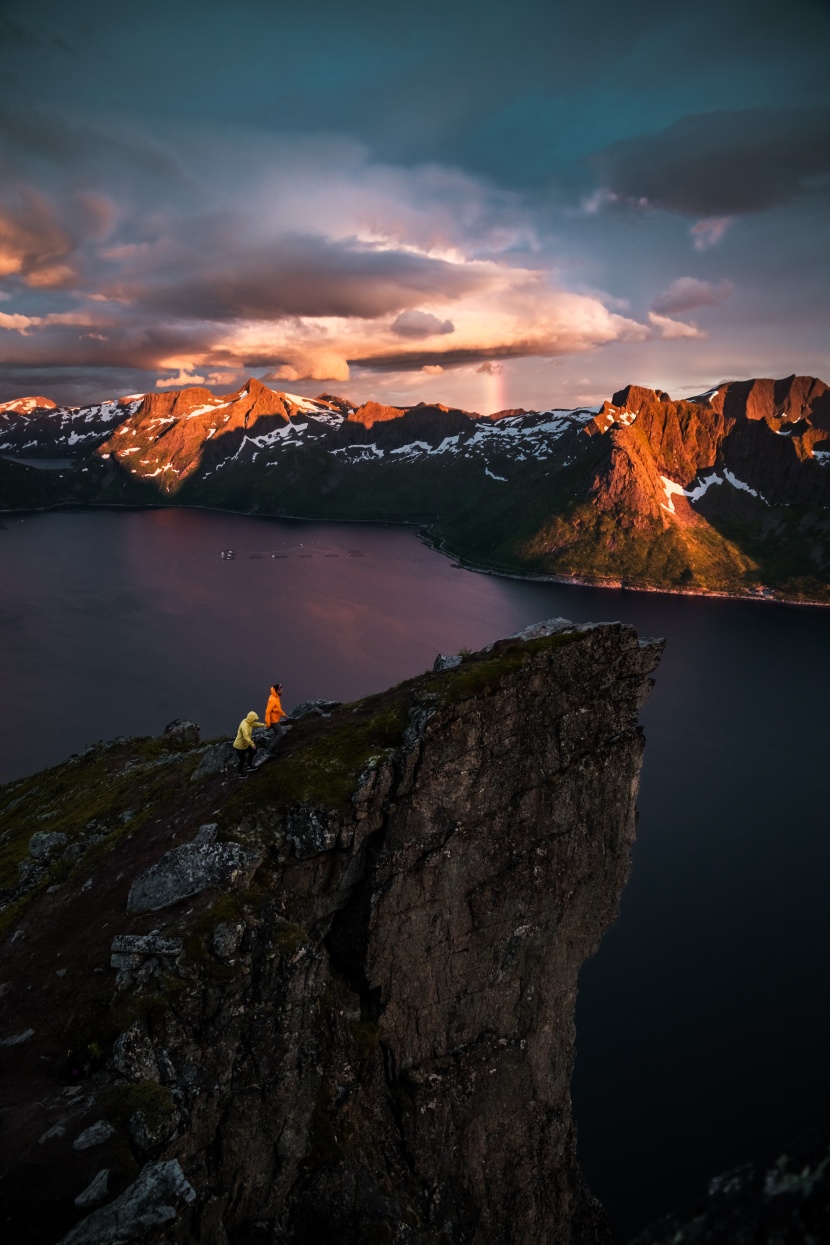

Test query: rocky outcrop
[126,825,262,915]
[630,1134,830,1245]
[59,1160,196,1245]
[0,620,662,1244]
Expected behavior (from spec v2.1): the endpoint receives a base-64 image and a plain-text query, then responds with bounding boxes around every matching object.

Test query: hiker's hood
[246,711,259,722]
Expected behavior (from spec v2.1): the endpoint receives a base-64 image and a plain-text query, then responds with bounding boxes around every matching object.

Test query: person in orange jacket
[265,682,287,730]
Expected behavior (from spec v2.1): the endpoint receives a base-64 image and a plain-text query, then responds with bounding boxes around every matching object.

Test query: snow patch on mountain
[661,469,770,513]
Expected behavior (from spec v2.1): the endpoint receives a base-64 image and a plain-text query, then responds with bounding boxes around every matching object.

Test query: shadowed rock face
[0,621,661,1245]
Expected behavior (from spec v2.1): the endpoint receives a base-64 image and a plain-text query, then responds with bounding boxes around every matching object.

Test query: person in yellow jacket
[233,710,266,777]
[265,682,287,730]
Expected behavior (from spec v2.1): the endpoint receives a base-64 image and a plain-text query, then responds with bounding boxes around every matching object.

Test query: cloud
[648,312,705,340]
[690,218,731,250]
[206,370,241,386]
[589,106,830,217]
[156,369,207,388]
[263,353,351,382]
[421,364,444,374]
[651,277,735,316]
[0,312,39,333]
[218,263,649,380]
[0,110,650,394]
[0,309,101,334]
[114,231,491,322]
[476,362,504,374]
[0,187,79,288]
[390,309,455,338]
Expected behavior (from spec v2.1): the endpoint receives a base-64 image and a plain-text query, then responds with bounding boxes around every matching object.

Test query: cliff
[0,620,662,1245]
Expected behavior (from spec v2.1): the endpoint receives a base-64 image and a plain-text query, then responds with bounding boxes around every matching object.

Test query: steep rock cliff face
[521,376,830,599]
[0,621,662,1245]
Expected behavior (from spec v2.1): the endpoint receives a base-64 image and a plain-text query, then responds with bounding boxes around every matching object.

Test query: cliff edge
[0,620,662,1244]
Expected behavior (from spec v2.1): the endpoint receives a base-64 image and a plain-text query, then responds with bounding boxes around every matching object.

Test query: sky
[0,0,828,412]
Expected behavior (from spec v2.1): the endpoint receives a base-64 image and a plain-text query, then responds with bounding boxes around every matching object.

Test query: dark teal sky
[0,0,828,409]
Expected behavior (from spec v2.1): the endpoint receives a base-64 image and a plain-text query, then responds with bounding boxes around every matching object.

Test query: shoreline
[3,496,829,609]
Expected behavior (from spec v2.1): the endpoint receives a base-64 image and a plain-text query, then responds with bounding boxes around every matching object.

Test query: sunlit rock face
[0,620,662,1245]
[1,372,828,601]
[0,394,142,455]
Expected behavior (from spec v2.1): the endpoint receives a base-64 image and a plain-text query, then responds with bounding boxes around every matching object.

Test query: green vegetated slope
[0,734,205,937]
[0,626,584,950]
[693,491,830,602]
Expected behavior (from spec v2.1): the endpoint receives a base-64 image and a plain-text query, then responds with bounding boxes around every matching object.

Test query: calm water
[1,509,828,1237]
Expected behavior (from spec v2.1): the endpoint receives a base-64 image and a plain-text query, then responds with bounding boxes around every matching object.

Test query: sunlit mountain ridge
[1,374,828,602]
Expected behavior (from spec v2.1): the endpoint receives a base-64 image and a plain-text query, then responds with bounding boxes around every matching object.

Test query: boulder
[285,806,339,859]
[110,934,184,989]
[110,934,184,971]
[0,1028,34,1047]
[211,921,245,962]
[433,653,461,671]
[73,1120,116,1151]
[189,741,233,783]
[112,1023,159,1083]
[288,699,341,719]
[58,1159,195,1244]
[74,1169,109,1209]
[162,718,200,747]
[126,831,262,914]
[509,617,575,642]
[27,830,68,860]
[128,1100,179,1153]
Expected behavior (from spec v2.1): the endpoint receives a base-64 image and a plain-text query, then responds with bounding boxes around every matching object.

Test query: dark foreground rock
[630,1134,830,1245]
[0,620,662,1244]
[59,1160,196,1244]
[126,825,262,914]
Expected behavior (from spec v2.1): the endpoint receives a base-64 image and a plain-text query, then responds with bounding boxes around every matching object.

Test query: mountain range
[1,373,829,602]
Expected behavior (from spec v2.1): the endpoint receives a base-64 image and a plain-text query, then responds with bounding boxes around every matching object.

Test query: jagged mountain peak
[611,384,672,410]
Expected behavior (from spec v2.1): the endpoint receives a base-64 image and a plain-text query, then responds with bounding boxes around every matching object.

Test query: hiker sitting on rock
[233,710,266,777]
[265,681,287,731]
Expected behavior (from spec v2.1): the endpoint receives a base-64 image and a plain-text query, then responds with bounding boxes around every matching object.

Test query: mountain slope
[0,395,143,456]
[1,373,828,601]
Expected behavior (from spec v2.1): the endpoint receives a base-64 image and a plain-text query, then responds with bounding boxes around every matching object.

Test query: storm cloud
[115,233,492,322]
[590,107,830,218]
[390,310,455,338]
